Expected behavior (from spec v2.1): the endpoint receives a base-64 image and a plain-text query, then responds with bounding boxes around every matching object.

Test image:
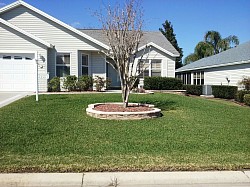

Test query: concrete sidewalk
[0,92,32,108]
[0,171,250,187]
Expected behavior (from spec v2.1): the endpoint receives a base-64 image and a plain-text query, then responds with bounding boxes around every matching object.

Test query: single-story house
[176,41,250,94]
[0,0,179,92]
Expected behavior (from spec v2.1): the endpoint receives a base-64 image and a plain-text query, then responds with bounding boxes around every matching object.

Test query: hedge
[235,90,250,103]
[184,85,203,96]
[144,77,183,90]
[212,85,238,99]
[244,94,250,106]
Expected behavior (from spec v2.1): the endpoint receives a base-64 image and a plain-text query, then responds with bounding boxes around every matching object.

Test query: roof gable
[0,17,52,48]
[0,0,109,50]
[176,41,250,72]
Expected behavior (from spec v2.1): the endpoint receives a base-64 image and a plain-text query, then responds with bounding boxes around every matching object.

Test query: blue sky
[0,0,249,60]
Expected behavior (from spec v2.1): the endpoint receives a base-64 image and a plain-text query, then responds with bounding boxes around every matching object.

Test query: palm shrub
[48,77,60,92]
[77,75,93,91]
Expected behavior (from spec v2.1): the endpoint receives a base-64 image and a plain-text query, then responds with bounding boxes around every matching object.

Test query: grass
[0,93,249,172]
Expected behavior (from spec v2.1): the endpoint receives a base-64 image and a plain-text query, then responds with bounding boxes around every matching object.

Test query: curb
[0,171,249,187]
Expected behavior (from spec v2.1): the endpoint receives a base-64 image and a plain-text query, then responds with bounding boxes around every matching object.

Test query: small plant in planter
[93,76,111,92]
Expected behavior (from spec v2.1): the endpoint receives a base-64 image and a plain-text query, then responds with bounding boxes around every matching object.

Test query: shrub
[48,77,60,92]
[144,77,183,90]
[77,75,93,91]
[244,94,250,106]
[94,76,111,92]
[238,76,250,90]
[212,85,238,99]
[235,90,250,103]
[184,85,203,96]
[63,75,78,91]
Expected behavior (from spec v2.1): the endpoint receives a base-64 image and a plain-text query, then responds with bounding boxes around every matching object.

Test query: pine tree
[159,20,183,69]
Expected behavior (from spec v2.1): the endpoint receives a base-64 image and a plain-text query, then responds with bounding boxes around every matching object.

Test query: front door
[106,58,121,88]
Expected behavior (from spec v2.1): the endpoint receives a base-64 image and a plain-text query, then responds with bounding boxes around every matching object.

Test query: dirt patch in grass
[94,104,153,112]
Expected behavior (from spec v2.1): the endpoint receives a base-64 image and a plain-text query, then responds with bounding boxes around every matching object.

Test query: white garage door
[0,53,36,91]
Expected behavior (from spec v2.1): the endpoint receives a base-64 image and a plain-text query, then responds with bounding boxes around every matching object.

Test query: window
[25,57,32,60]
[3,55,11,60]
[193,71,204,85]
[14,56,22,60]
[81,54,88,75]
[138,59,161,78]
[56,53,70,77]
[151,60,161,77]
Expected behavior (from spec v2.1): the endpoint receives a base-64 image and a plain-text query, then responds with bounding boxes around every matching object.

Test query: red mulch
[94,104,153,112]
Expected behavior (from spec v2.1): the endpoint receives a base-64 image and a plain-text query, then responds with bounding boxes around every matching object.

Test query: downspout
[35,52,39,102]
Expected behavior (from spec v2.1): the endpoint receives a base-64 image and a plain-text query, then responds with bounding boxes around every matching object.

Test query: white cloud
[0,2,6,7]
[71,21,82,28]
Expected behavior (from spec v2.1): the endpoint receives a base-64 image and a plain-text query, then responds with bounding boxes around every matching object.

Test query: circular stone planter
[86,103,161,120]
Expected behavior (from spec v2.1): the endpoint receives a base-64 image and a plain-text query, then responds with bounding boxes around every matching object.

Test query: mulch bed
[94,104,153,112]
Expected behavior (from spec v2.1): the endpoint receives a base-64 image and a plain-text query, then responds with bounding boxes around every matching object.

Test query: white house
[176,41,250,94]
[0,0,179,92]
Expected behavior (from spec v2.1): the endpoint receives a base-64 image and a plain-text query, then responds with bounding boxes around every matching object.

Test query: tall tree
[184,30,239,64]
[159,20,183,69]
[97,0,144,107]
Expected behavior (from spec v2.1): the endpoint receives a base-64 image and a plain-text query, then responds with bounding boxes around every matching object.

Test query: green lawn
[0,93,249,172]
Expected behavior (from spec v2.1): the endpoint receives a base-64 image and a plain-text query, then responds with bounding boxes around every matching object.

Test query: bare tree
[97,0,144,107]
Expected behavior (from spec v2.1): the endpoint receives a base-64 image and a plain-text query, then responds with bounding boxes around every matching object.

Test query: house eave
[176,60,250,73]
[138,42,179,57]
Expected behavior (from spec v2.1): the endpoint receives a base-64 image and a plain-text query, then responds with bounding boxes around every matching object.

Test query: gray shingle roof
[176,41,250,72]
[78,29,179,56]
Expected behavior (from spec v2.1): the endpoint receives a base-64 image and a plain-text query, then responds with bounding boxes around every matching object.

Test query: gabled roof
[79,29,180,57]
[0,18,53,48]
[0,0,110,50]
[176,41,250,72]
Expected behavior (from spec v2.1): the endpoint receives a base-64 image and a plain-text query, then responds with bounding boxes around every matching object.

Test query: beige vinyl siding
[0,5,105,77]
[204,63,250,86]
[135,47,176,78]
[0,22,48,91]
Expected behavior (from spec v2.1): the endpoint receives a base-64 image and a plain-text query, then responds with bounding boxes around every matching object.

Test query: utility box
[202,85,212,95]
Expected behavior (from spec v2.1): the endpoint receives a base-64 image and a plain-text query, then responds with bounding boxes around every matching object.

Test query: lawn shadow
[136,99,177,111]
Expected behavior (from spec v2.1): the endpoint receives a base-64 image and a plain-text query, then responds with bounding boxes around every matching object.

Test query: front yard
[0,93,249,172]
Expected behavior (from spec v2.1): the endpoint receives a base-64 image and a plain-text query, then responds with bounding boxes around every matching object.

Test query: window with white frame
[81,54,88,75]
[138,59,162,78]
[151,60,161,77]
[56,53,70,77]
[193,71,204,85]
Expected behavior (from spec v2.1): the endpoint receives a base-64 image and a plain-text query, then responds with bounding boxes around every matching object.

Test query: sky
[0,0,249,60]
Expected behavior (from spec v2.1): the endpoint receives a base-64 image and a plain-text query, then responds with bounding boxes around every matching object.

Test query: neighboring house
[176,41,250,94]
[0,0,179,92]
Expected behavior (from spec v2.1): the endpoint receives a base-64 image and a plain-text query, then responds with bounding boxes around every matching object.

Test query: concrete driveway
[0,92,32,108]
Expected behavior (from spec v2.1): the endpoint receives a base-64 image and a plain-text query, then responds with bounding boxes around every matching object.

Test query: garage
[0,53,36,91]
